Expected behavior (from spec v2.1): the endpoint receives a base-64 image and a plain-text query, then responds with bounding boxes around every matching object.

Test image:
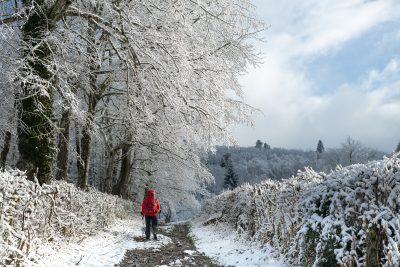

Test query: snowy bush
[199,167,323,254]
[199,156,400,266]
[0,170,131,266]
[293,157,400,267]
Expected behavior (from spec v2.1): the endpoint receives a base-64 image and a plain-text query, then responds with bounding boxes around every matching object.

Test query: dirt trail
[117,223,222,267]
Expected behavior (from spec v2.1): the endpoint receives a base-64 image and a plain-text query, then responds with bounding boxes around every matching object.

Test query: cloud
[236,58,400,151]
[363,58,400,88]
[234,0,400,151]
[262,0,400,57]
[297,0,399,56]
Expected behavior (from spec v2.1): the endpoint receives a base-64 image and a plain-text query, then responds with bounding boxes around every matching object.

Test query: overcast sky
[233,0,400,152]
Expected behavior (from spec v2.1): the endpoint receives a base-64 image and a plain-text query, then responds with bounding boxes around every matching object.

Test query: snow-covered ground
[37,219,171,267]
[36,218,283,267]
[191,222,283,267]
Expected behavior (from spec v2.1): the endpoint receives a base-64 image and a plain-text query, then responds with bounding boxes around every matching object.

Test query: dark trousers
[145,215,158,239]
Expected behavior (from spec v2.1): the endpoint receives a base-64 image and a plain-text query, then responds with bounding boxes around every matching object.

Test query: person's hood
[147,189,155,197]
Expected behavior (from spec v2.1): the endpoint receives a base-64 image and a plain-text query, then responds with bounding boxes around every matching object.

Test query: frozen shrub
[294,157,400,266]
[0,170,131,266]
[199,156,400,266]
[199,167,323,254]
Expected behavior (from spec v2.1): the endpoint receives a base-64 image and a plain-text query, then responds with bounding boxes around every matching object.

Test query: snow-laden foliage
[1,0,264,202]
[199,156,400,266]
[294,157,400,267]
[131,158,212,221]
[0,0,265,220]
[199,167,323,256]
[0,169,131,266]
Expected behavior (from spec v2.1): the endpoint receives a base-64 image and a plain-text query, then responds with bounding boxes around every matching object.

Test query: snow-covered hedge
[199,156,400,266]
[294,157,400,267]
[0,170,132,266]
[198,167,323,257]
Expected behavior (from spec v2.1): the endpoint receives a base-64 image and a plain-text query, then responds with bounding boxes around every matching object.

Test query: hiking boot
[153,234,157,240]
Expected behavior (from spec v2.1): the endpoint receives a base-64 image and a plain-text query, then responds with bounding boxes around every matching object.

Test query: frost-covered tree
[395,141,400,153]
[316,140,324,154]
[255,139,263,148]
[316,139,324,160]
[263,142,271,149]
[220,153,231,168]
[223,157,238,190]
[0,132,11,168]
[1,0,264,193]
[70,0,264,194]
[11,0,72,183]
[0,8,19,169]
[342,136,362,164]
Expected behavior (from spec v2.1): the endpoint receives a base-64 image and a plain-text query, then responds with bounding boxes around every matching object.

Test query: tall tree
[76,18,110,191]
[0,132,12,169]
[15,0,72,183]
[55,105,70,180]
[2,0,264,199]
[316,140,325,154]
[220,153,231,168]
[395,141,400,153]
[342,136,362,164]
[223,156,238,190]
[316,139,325,160]
[112,136,134,197]
[256,140,263,148]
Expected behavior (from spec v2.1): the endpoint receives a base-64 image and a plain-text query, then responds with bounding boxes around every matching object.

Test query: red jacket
[141,190,161,216]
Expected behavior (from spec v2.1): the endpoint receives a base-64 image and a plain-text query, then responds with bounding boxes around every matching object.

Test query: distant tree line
[255,139,271,149]
[207,137,388,193]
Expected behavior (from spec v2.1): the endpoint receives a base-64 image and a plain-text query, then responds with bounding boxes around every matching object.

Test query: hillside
[207,144,386,193]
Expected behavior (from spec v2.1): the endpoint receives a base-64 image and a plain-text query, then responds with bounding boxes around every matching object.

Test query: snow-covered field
[37,218,282,267]
[38,219,171,267]
[191,222,283,267]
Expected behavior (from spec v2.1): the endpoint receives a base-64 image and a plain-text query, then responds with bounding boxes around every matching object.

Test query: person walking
[141,189,161,240]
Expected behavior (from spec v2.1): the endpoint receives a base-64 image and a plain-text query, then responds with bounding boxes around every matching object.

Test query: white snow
[37,218,171,267]
[35,217,283,267]
[183,249,196,256]
[191,222,284,267]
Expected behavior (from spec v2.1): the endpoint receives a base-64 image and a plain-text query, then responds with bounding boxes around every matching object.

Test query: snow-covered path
[191,222,283,267]
[38,219,171,266]
[38,218,283,267]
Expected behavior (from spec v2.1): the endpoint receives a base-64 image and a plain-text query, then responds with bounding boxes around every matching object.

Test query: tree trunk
[76,20,97,191]
[55,108,70,180]
[113,143,133,198]
[75,122,81,174]
[17,0,72,184]
[18,0,56,183]
[0,131,12,169]
[104,147,117,194]
[77,98,95,191]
